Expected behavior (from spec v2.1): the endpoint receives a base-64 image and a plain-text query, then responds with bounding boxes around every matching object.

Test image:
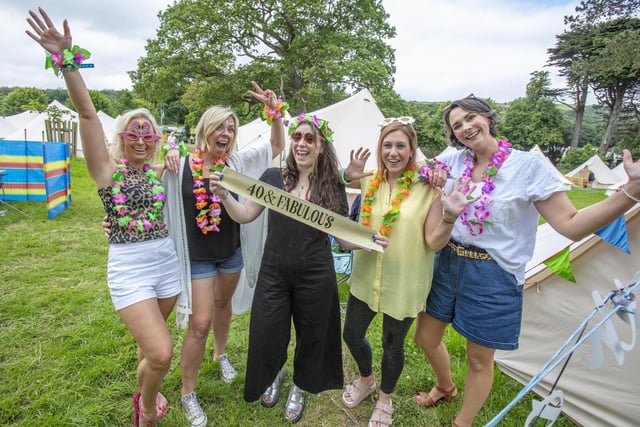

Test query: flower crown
[288,113,334,143]
[379,116,415,128]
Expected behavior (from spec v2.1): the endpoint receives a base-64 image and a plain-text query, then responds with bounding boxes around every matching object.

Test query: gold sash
[218,167,382,253]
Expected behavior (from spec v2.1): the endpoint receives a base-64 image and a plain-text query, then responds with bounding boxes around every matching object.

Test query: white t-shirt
[439,148,567,285]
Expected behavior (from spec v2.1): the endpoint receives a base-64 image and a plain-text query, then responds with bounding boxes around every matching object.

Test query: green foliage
[88,90,113,116]
[131,0,396,121]
[557,144,600,173]
[0,87,48,115]
[502,98,567,152]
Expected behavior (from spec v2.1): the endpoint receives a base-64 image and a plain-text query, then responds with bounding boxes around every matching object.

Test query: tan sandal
[342,378,376,408]
[414,383,458,408]
[368,399,393,427]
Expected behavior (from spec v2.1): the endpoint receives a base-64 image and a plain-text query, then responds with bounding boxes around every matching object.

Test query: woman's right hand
[101,215,112,239]
[26,8,72,54]
[209,171,229,200]
[165,149,181,175]
[346,147,374,181]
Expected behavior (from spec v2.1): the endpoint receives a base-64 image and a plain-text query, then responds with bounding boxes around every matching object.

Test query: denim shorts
[426,241,523,350]
[190,246,243,280]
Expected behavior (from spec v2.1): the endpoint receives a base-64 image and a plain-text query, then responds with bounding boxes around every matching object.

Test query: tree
[588,23,640,154]
[131,0,396,126]
[557,144,599,173]
[501,71,567,155]
[0,87,48,115]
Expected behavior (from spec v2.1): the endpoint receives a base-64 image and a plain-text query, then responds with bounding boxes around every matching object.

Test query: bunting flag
[543,247,576,283]
[595,215,630,254]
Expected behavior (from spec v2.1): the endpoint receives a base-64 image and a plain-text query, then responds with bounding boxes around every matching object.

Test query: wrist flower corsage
[418,158,452,184]
[45,45,91,76]
[262,99,289,125]
[160,141,188,161]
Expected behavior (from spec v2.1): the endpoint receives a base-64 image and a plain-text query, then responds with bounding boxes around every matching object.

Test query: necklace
[192,148,227,234]
[459,139,512,236]
[360,167,415,237]
[111,160,165,231]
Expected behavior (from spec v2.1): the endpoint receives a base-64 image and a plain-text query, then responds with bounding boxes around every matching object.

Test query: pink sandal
[133,392,157,426]
[342,379,376,409]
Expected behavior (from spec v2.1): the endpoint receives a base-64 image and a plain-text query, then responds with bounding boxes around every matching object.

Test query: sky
[4,0,580,103]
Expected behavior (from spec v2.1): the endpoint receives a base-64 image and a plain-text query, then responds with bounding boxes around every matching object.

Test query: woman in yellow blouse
[338,118,473,427]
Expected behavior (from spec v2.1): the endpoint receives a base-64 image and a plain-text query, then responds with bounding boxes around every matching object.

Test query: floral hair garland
[262,99,289,125]
[361,167,415,237]
[459,139,512,236]
[192,148,226,234]
[111,160,165,231]
[45,45,91,76]
[288,113,334,143]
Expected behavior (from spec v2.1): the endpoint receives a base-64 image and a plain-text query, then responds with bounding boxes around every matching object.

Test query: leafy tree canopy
[0,87,48,115]
[130,0,397,127]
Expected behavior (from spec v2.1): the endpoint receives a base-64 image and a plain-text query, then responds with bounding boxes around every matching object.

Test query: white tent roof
[495,204,640,427]
[4,101,77,142]
[611,162,627,182]
[0,117,17,139]
[237,89,425,170]
[3,109,39,131]
[530,145,572,190]
[566,154,620,188]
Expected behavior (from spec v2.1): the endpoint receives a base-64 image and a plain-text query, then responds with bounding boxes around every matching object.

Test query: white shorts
[107,237,182,311]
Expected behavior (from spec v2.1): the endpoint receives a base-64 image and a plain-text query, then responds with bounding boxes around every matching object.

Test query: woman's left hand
[372,234,389,248]
[209,171,229,199]
[247,81,276,109]
[165,149,180,175]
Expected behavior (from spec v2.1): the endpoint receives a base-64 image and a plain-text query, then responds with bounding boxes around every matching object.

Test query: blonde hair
[376,121,418,174]
[194,106,239,155]
[110,108,162,162]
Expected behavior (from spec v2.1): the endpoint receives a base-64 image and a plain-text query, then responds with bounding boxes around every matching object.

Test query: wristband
[338,168,352,185]
[262,98,289,125]
[618,185,640,203]
[45,45,91,77]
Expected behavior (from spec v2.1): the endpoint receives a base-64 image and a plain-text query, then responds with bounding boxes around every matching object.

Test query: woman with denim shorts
[412,96,640,427]
[162,83,285,427]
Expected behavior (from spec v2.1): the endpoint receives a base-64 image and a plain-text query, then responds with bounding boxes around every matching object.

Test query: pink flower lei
[459,139,512,236]
[111,160,166,231]
[192,148,226,234]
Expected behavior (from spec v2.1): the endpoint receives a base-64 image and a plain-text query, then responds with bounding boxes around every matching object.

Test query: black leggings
[342,294,414,394]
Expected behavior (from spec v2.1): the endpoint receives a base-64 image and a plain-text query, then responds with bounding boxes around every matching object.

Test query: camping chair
[329,235,352,285]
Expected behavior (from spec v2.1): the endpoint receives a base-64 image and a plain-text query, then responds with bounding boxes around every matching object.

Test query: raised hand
[26,8,71,54]
[247,81,277,109]
[345,147,374,181]
[438,177,477,223]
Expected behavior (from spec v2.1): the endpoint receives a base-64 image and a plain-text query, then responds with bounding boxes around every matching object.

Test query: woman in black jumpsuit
[211,115,347,423]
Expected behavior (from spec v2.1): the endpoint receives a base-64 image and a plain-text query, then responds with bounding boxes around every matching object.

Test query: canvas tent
[530,145,572,190]
[566,155,620,189]
[237,88,425,170]
[494,205,640,427]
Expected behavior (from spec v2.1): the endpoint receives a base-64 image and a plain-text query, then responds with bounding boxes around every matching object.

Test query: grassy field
[0,158,604,426]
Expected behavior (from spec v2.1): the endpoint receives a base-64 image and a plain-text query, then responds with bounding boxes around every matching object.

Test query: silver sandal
[284,384,305,423]
[261,367,287,408]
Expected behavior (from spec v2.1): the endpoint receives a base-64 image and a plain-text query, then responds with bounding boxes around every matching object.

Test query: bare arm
[209,171,264,223]
[536,149,640,241]
[247,81,285,159]
[26,8,114,187]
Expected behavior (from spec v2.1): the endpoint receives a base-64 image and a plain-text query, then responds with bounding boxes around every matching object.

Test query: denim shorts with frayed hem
[426,242,522,351]
[190,245,243,280]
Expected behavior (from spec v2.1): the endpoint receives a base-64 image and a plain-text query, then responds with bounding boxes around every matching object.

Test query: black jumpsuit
[243,168,347,401]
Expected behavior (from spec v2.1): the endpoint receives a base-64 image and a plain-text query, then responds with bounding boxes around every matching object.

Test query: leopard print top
[98,165,169,244]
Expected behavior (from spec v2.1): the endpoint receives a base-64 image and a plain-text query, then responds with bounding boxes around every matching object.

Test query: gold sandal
[261,367,287,408]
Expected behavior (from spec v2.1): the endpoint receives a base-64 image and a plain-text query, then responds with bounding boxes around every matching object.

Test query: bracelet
[45,45,91,77]
[262,98,289,125]
[418,157,452,184]
[338,168,352,185]
[160,141,187,160]
[618,185,640,203]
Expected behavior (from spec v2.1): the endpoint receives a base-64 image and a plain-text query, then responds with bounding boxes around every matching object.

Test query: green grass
[0,158,600,426]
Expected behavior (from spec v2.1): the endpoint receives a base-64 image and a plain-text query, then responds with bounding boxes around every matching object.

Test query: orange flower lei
[192,148,227,234]
[360,167,415,237]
